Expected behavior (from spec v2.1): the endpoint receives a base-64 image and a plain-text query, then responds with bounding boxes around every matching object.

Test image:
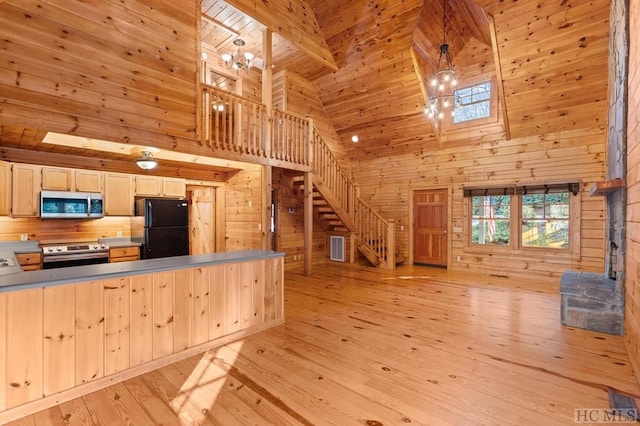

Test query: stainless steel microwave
[40,191,104,219]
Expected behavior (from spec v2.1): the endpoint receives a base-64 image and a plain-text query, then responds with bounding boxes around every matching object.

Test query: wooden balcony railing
[201,84,395,268]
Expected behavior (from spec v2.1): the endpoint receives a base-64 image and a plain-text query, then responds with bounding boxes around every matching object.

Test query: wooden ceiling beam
[489,15,510,141]
[225,0,338,71]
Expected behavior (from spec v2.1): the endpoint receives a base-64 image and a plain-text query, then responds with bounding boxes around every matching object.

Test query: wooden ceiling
[203,0,611,160]
[0,0,612,167]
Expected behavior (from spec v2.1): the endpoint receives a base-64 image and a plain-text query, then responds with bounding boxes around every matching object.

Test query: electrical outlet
[456,256,461,262]
[117,231,123,238]
[248,200,252,207]
[20,233,28,241]
[400,225,404,231]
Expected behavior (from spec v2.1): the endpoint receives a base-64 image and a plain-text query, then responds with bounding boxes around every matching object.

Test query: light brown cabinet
[15,252,43,271]
[135,176,186,198]
[75,170,103,192]
[11,163,41,217]
[163,178,186,198]
[0,161,11,216]
[41,167,73,191]
[134,175,162,197]
[109,246,140,263]
[104,173,134,216]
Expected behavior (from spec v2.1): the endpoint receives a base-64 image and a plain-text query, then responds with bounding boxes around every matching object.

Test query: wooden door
[413,189,448,267]
[189,187,215,255]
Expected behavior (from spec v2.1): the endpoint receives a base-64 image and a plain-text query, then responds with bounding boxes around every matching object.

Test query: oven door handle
[43,251,109,263]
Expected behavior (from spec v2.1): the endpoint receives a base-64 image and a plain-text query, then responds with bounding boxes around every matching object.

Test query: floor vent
[608,389,639,421]
[330,236,345,262]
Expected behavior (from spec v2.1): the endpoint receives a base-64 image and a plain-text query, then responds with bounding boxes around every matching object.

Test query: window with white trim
[453,81,491,124]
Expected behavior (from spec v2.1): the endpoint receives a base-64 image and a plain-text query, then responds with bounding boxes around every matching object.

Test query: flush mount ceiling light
[425,0,460,127]
[135,151,158,170]
[221,39,255,73]
[351,135,359,143]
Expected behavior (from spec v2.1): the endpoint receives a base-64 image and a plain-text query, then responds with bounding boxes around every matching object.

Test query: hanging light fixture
[425,0,460,127]
[221,39,254,73]
[135,151,158,170]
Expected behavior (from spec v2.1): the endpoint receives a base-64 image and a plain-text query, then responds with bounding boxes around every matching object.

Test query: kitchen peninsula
[0,250,284,423]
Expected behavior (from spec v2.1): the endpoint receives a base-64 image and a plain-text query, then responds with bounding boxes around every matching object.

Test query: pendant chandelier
[221,39,254,73]
[425,0,460,125]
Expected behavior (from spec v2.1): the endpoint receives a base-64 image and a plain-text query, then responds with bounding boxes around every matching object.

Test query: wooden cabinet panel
[75,170,103,193]
[109,246,140,263]
[135,176,162,197]
[6,289,43,408]
[0,161,11,216]
[15,252,42,271]
[75,281,104,386]
[209,264,225,339]
[11,163,41,217]
[104,277,130,376]
[252,260,265,326]
[104,173,133,216]
[224,263,239,334]
[191,268,210,346]
[0,294,6,411]
[130,275,153,366]
[173,269,192,352]
[163,178,186,198]
[152,272,174,359]
[239,263,253,331]
[41,167,73,191]
[43,285,75,396]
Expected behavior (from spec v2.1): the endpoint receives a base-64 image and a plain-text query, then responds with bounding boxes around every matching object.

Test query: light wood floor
[8,263,640,425]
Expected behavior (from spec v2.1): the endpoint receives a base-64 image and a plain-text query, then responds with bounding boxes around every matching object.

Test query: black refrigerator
[132,198,189,259]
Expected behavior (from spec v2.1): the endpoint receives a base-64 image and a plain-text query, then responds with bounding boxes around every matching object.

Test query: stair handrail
[310,124,396,269]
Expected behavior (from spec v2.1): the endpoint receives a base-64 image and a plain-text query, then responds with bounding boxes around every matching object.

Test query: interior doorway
[413,189,448,267]
[188,186,216,255]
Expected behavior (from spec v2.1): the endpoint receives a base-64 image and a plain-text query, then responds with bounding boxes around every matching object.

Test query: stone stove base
[560,271,623,335]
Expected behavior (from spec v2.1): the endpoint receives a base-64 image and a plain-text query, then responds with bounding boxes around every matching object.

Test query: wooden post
[304,171,313,276]
[386,219,396,270]
[262,166,272,250]
[306,115,314,170]
[262,28,273,158]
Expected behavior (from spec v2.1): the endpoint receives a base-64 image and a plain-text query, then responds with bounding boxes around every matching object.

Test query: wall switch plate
[453,227,463,233]
[20,234,28,241]
[400,225,404,231]
[117,231,123,238]
[456,256,461,262]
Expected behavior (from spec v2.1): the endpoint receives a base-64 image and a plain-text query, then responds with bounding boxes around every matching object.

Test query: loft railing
[201,84,395,268]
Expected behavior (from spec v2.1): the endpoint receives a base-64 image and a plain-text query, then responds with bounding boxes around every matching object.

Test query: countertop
[98,237,142,248]
[0,240,41,253]
[0,250,283,293]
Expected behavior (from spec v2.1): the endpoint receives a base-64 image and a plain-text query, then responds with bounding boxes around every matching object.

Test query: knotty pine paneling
[273,168,326,269]
[352,128,606,283]
[225,164,264,250]
[625,0,640,388]
[0,0,198,147]
[0,217,132,244]
[276,70,349,167]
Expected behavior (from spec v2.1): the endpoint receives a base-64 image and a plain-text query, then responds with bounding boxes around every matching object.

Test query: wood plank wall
[225,164,264,250]
[272,168,326,269]
[624,0,640,387]
[352,130,606,281]
[0,217,132,245]
[273,70,349,167]
[0,0,199,148]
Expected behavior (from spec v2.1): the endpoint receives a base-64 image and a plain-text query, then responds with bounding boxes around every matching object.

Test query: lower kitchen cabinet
[109,246,140,263]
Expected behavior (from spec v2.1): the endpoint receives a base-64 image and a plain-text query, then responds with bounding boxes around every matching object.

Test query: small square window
[453,81,491,124]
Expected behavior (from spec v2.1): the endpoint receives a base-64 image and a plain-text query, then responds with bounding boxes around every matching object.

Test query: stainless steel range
[42,242,110,269]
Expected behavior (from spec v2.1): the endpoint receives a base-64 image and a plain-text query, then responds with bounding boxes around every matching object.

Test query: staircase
[201,86,400,268]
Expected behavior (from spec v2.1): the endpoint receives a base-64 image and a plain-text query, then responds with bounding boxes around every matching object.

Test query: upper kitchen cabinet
[104,172,134,216]
[12,163,41,217]
[0,161,11,216]
[75,170,103,193]
[163,178,186,198]
[135,176,186,198]
[134,175,162,197]
[41,167,73,191]
[42,167,104,193]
